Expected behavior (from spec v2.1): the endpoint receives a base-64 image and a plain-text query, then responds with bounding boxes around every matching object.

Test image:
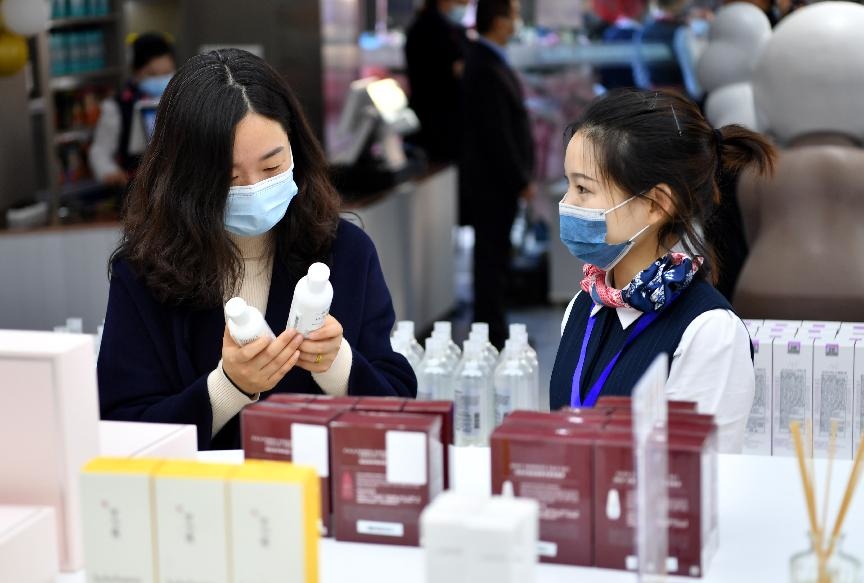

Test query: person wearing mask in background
[594,0,646,91]
[89,32,176,188]
[462,0,535,349]
[97,49,416,450]
[404,0,469,165]
[550,89,776,453]
[632,0,697,98]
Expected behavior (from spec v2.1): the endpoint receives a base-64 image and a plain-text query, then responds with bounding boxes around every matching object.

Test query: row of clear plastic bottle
[391,320,541,447]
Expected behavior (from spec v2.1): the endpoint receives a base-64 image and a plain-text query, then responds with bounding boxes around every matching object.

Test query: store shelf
[50,67,123,91]
[54,128,95,145]
[49,15,118,29]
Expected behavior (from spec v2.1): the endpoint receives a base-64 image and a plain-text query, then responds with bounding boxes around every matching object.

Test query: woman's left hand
[296,314,344,373]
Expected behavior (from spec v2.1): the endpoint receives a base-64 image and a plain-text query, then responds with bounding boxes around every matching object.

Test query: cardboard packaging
[421,491,538,583]
[330,412,443,546]
[242,402,341,536]
[772,337,815,457]
[309,395,360,409]
[99,420,197,459]
[267,393,314,405]
[230,461,320,583]
[80,458,163,583]
[0,330,100,571]
[490,422,595,566]
[851,339,864,459]
[813,338,855,459]
[594,397,699,413]
[0,505,59,583]
[593,424,716,578]
[354,397,407,412]
[155,462,234,583]
[745,334,774,455]
[402,400,455,489]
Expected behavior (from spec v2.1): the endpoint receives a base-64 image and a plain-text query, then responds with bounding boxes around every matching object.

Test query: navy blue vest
[549,280,736,410]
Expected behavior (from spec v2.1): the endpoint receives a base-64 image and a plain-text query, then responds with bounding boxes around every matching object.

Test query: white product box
[99,420,197,459]
[802,321,842,333]
[80,458,162,583]
[840,322,864,335]
[773,337,814,457]
[230,462,320,583]
[0,330,100,571]
[742,320,764,334]
[854,340,864,459]
[763,320,802,329]
[744,335,773,456]
[421,492,482,583]
[0,505,59,583]
[813,338,855,460]
[155,463,234,583]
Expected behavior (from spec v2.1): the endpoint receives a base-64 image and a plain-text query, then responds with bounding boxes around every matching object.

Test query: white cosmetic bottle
[287,263,334,337]
[225,297,275,346]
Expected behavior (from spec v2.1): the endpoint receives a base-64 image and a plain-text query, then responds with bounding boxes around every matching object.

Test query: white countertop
[60,448,864,582]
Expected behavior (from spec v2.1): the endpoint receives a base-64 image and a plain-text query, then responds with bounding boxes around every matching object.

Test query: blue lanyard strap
[570,308,662,408]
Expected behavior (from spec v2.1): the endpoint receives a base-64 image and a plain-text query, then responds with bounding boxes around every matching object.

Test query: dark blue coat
[97,220,417,450]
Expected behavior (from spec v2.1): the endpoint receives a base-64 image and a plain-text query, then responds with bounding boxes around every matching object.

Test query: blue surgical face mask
[138,73,173,98]
[559,196,650,271]
[225,166,298,237]
[447,4,467,24]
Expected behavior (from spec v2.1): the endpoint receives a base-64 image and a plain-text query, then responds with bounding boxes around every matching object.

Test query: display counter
[57,446,864,582]
[0,165,457,333]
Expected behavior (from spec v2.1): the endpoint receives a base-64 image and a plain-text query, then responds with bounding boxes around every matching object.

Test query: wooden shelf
[50,67,123,91]
[49,15,118,29]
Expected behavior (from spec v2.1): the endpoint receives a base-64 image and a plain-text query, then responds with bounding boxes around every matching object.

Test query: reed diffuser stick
[826,430,864,559]
[791,421,820,543]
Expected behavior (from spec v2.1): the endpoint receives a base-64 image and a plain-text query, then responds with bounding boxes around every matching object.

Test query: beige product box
[155,462,234,583]
[230,461,320,583]
[854,340,864,459]
[0,330,100,571]
[100,420,197,459]
[0,505,59,583]
[773,337,815,457]
[744,334,774,456]
[813,338,855,460]
[80,458,163,583]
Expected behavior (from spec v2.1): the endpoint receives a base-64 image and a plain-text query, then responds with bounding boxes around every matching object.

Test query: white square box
[99,420,197,459]
[853,340,864,459]
[744,335,773,456]
[0,330,99,571]
[80,458,162,583]
[0,505,59,583]
[813,338,855,460]
[773,337,814,457]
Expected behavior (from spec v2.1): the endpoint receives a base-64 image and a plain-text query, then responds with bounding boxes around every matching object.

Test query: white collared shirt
[562,285,755,454]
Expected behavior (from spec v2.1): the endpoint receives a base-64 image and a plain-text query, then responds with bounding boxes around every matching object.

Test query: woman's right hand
[221,326,304,396]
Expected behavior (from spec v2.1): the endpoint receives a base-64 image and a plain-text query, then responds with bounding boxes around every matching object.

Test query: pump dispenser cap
[225,297,251,325]
[306,263,330,293]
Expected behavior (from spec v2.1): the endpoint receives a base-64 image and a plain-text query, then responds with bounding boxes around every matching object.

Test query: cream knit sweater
[207,232,352,436]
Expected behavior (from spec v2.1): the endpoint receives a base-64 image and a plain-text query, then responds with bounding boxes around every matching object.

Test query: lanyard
[570,308,662,408]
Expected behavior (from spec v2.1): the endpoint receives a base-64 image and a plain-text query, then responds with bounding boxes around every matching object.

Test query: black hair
[476,0,514,34]
[131,32,174,72]
[112,48,341,307]
[564,88,776,283]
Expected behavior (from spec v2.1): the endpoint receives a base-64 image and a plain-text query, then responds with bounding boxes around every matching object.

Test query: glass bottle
[789,534,861,583]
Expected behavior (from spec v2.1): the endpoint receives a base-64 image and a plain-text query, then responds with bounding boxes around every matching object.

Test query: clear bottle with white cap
[391,331,422,376]
[395,320,425,362]
[225,297,276,346]
[287,262,334,337]
[508,323,541,411]
[432,321,462,361]
[493,339,533,425]
[417,336,455,401]
[469,322,499,364]
[453,339,494,446]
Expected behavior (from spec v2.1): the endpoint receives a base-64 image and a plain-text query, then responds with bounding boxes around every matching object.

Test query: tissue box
[155,462,234,583]
[330,412,443,546]
[490,422,595,566]
[0,330,99,571]
[230,461,320,583]
[80,458,162,583]
[99,420,197,459]
[0,505,59,583]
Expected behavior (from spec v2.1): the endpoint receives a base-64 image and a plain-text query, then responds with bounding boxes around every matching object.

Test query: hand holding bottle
[221,326,304,396]
[296,314,344,374]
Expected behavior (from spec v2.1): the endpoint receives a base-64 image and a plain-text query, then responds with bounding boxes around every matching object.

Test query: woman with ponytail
[550,88,776,453]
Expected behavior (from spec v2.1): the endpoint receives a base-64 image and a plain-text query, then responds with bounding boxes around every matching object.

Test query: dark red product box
[266,393,314,405]
[402,400,454,489]
[330,412,443,546]
[506,410,608,427]
[596,396,699,413]
[353,397,407,412]
[491,422,597,566]
[310,395,361,409]
[593,424,716,577]
[241,402,343,536]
